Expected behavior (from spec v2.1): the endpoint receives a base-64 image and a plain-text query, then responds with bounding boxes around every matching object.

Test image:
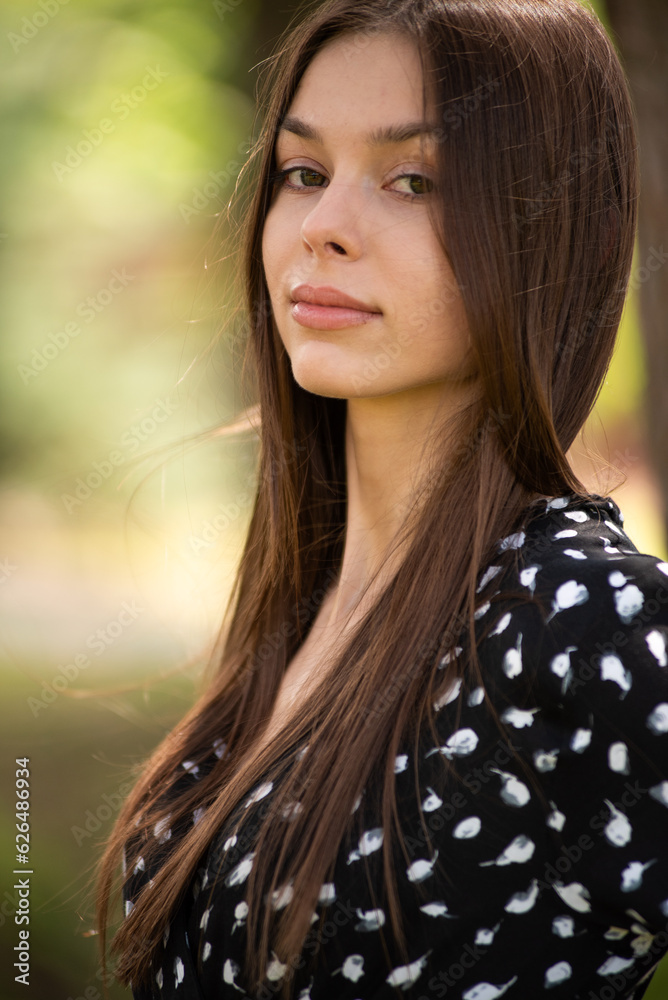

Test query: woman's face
[261,31,474,402]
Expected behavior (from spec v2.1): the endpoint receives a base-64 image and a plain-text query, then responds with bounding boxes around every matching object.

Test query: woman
[97,1,668,998]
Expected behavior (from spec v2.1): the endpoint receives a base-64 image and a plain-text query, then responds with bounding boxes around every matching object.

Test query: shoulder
[477,493,668,648]
[474,493,668,750]
[519,493,668,619]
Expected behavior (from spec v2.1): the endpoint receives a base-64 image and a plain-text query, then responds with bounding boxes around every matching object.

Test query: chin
[287,348,404,399]
[287,352,357,399]
[291,371,353,399]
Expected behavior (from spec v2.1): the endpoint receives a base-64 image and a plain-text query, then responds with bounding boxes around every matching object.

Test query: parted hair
[96,0,639,996]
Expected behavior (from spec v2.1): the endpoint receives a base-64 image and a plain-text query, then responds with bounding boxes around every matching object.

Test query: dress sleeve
[527,547,668,933]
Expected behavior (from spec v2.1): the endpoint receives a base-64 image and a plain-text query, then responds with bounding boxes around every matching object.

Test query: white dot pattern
[125,496,668,999]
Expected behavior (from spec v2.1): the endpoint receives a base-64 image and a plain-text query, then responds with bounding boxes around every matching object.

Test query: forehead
[283,32,425,139]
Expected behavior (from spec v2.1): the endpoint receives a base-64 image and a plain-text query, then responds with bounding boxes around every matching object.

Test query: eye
[390,173,434,197]
[273,166,328,190]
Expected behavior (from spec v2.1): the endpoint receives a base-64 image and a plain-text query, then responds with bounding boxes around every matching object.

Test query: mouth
[290,284,382,331]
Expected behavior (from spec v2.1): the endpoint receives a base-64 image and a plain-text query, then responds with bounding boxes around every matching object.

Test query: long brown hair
[96,0,639,995]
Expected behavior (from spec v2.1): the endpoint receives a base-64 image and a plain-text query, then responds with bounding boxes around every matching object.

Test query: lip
[291,284,380,312]
[290,284,382,331]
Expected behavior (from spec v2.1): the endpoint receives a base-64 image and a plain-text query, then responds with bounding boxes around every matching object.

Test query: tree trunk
[606,0,668,545]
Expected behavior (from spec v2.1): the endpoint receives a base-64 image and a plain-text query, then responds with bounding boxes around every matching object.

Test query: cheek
[261,210,285,295]
[390,241,465,336]
[261,226,275,292]
[386,226,451,297]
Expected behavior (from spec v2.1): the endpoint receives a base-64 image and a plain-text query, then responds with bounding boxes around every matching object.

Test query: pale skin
[255,32,478,751]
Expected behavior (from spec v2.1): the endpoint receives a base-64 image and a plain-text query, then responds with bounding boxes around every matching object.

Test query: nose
[299,179,366,261]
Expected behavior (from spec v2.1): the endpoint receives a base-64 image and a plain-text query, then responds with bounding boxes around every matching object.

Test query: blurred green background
[0,1,666,998]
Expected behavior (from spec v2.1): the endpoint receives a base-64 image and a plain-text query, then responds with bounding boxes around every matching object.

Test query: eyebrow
[278,114,438,147]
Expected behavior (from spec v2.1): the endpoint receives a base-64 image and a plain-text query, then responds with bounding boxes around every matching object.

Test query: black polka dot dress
[125,495,668,999]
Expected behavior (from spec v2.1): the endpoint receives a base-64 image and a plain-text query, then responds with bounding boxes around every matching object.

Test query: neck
[326,380,477,626]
